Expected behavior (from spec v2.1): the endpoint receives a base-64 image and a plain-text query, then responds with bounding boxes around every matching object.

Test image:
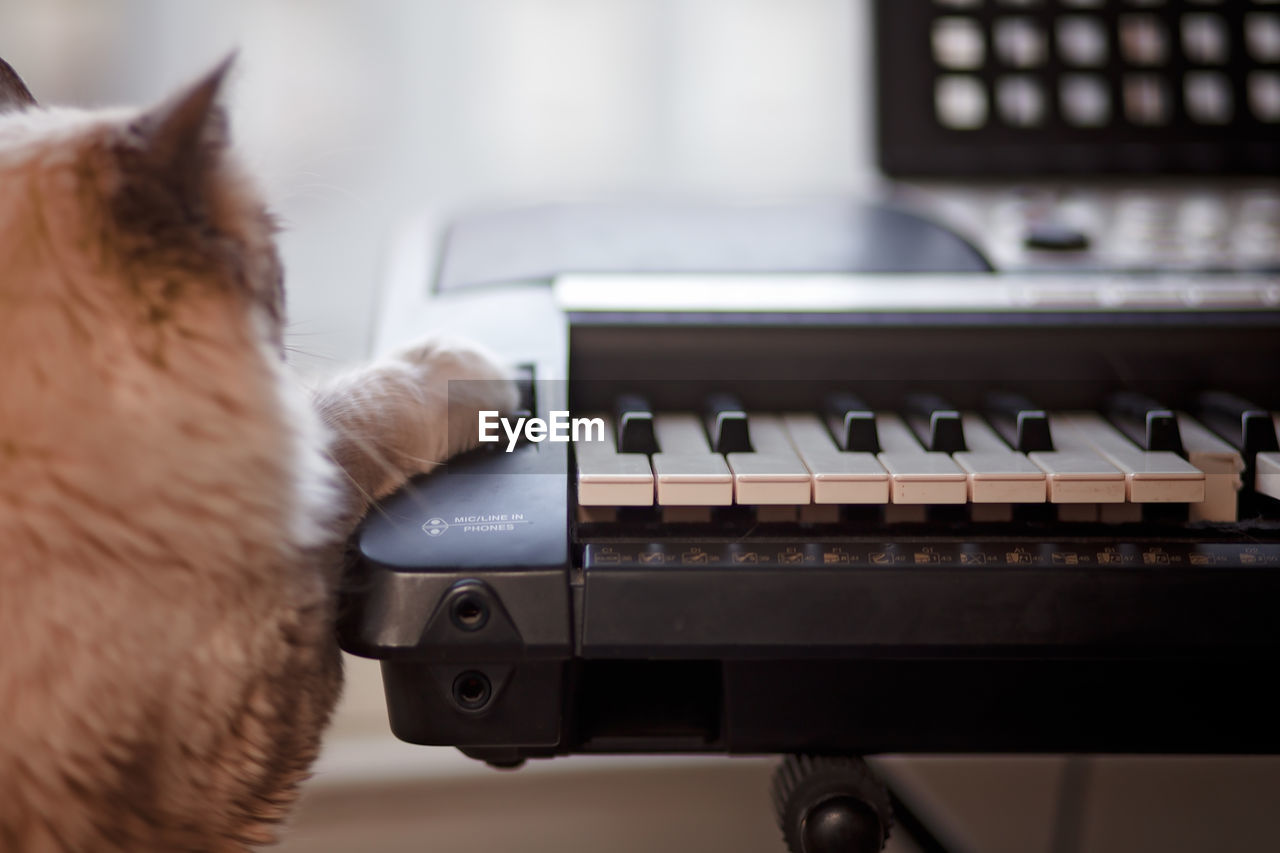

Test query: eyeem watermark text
[479,411,605,452]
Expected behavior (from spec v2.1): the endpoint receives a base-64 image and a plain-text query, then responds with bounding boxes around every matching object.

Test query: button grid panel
[877,0,1280,175]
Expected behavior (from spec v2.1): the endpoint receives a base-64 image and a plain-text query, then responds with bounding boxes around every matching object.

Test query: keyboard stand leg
[772,754,964,853]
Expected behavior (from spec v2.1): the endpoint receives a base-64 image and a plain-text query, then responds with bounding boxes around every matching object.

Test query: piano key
[824,392,880,452]
[1199,392,1280,452]
[651,414,733,506]
[782,413,889,504]
[725,414,811,505]
[614,393,659,454]
[575,414,655,506]
[875,414,967,504]
[906,393,966,453]
[1177,413,1245,522]
[1266,412,1280,500]
[983,391,1054,453]
[703,393,752,454]
[953,413,1047,503]
[1028,450,1127,503]
[1107,391,1186,455]
[1196,391,1279,494]
[1257,452,1280,501]
[1053,412,1205,503]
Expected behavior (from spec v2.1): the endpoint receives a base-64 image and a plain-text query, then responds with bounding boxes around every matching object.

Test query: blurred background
[0,0,870,375]
[3,2,1278,851]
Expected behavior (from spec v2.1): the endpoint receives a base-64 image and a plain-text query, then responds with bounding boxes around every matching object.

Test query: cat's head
[0,55,285,358]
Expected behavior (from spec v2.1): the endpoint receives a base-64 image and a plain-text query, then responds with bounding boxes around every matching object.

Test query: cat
[0,55,515,851]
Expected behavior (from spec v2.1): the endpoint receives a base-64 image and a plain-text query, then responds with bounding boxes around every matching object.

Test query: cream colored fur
[0,60,514,851]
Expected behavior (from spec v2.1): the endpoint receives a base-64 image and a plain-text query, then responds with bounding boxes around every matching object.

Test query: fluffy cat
[0,56,515,851]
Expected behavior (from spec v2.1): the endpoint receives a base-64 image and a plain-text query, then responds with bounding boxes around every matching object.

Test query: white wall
[0,0,876,370]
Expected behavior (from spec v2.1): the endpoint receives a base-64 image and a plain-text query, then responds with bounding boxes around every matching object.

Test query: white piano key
[575,414,655,506]
[875,414,967,504]
[651,414,733,506]
[725,414,811,505]
[1178,413,1244,522]
[1054,412,1205,503]
[1269,415,1280,500]
[782,413,890,504]
[953,414,1047,503]
[1028,451,1127,503]
[1257,451,1280,501]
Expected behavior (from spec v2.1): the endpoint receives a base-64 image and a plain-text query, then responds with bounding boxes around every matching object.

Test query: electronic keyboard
[338,200,1280,769]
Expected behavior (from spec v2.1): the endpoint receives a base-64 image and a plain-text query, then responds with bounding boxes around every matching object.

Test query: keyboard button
[994,17,1048,68]
[932,16,987,69]
[1120,14,1169,66]
[703,393,752,454]
[876,414,967,504]
[1196,391,1280,495]
[1061,74,1112,126]
[1028,451,1127,504]
[1182,13,1229,65]
[575,415,655,506]
[783,413,890,504]
[1057,16,1109,67]
[1023,221,1090,251]
[1185,71,1233,125]
[1177,414,1245,522]
[984,391,1055,453]
[997,75,1048,126]
[953,414,1047,503]
[614,393,659,454]
[651,414,733,506]
[1053,412,1206,503]
[1247,13,1280,64]
[1107,392,1186,455]
[907,393,967,453]
[1257,452,1280,502]
[936,75,989,129]
[824,392,880,452]
[725,414,812,505]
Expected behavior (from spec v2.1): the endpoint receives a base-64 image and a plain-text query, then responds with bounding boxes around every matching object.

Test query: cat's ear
[0,57,37,112]
[128,54,236,197]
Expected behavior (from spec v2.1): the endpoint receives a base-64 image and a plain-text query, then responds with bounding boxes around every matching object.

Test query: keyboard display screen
[875,0,1280,175]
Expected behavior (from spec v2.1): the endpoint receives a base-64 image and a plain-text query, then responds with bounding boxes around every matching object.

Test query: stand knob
[772,755,893,853]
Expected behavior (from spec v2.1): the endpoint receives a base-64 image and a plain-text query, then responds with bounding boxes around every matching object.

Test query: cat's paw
[389,336,519,456]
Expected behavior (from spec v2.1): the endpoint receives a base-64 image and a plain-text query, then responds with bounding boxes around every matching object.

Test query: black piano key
[823,392,880,453]
[1197,392,1280,493]
[703,393,752,454]
[614,393,659,454]
[905,393,965,453]
[1197,391,1280,455]
[1107,391,1185,455]
[983,391,1054,453]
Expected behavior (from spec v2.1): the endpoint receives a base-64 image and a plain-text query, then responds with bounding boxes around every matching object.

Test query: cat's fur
[0,56,515,851]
